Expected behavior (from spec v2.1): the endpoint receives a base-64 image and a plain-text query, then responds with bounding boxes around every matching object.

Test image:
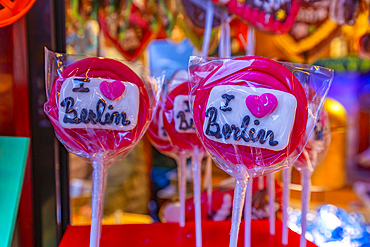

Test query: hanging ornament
[229,18,249,55]
[212,0,300,34]
[274,0,340,63]
[358,1,370,60]
[330,0,361,26]
[359,32,370,59]
[155,0,178,38]
[99,0,159,61]
[176,0,222,53]
[66,0,100,55]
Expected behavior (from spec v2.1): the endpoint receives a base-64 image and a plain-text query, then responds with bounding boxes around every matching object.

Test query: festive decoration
[99,0,159,61]
[213,0,300,34]
[274,0,340,63]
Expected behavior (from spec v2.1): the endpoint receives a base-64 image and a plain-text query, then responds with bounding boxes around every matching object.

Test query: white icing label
[203,85,297,151]
[58,77,139,130]
[173,95,195,133]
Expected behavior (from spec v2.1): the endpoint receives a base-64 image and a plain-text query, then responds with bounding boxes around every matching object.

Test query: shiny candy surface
[192,57,308,170]
[45,58,150,162]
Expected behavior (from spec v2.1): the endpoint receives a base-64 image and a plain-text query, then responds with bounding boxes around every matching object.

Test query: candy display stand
[0,136,30,247]
[0,0,36,27]
[59,220,317,247]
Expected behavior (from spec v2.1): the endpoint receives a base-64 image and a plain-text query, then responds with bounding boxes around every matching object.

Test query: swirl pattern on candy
[192,57,308,171]
[45,57,150,162]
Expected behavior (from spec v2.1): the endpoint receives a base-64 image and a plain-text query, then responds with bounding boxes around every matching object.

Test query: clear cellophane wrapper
[294,109,332,173]
[44,47,164,167]
[188,56,333,247]
[44,48,164,247]
[188,56,334,180]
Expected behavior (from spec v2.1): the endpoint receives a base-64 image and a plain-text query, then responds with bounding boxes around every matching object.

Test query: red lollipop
[294,108,331,171]
[163,81,206,246]
[147,101,173,155]
[163,81,205,154]
[147,70,189,156]
[45,57,150,162]
[44,56,153,247]
[191,56,308,247]
[193,56,308,172]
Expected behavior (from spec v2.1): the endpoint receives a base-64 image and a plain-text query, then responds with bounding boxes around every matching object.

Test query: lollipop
[163,81,206,247]
[279,84,331,246]
[147,71,188,227]
[46,58,150,161]
[44,51,162,247]
[292,109,331,247]
[148,97,187,228]
[192,56,308,247]
[189,56,334,247]
[192,57,308,170]
[147,99,174,156]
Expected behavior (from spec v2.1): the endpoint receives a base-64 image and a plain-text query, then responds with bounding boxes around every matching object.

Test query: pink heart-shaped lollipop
[246,93,278,118]
[99,80,126,100]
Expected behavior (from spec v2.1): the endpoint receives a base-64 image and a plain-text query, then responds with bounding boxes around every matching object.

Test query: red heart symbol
[99,80,126,101]
[246,93,278,118]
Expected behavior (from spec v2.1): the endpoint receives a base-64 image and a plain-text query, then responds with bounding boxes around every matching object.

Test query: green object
[314,56,370,72]
[0,136,30,247]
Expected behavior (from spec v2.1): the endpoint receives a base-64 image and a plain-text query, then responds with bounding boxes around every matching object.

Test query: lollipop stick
[203,156,213,216]
[282,167,292,245]
[219,17,225,58]
[246,26,255,56]
[90,161,107,247]
[300,168,311,247]
[176,155,187,227]
[245,36,258,247]
[229,178,248,247]
[300,152,313,247]
[201,0,214,57]
[244,178,253,247]
[268,173,275,235]
[192,150,204,247]
[224,11,231,58]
